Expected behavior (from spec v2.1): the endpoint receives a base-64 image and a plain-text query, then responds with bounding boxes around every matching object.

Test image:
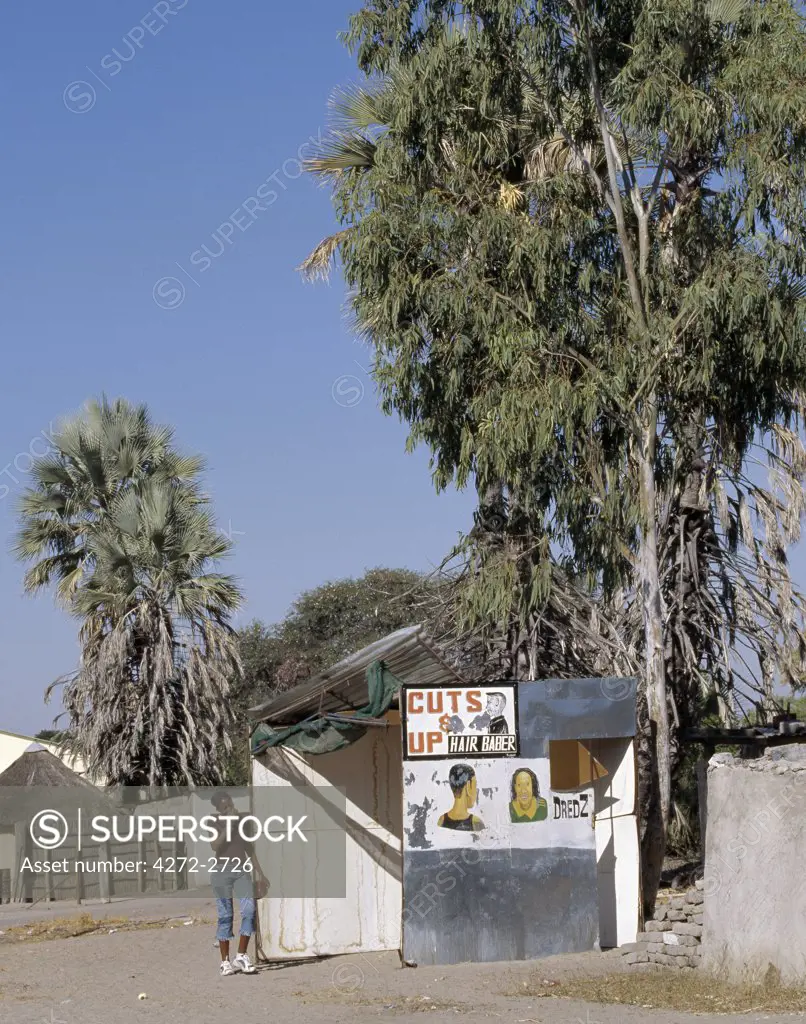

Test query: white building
[0,729,90,779]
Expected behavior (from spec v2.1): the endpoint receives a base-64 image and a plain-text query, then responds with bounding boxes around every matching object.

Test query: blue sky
[3,3,805,737]
[0,0,474,735]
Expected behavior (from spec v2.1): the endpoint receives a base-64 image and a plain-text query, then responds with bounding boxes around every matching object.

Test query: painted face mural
[437,763,485,832]
[485,693,508,735]
[509,768,548,823]
[487,694,504,717]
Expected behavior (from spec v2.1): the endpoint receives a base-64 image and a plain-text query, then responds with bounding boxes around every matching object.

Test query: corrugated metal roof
[248,625,466,725]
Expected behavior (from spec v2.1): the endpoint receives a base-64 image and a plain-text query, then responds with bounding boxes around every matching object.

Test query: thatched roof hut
[0,747,110,830]
[0,746,99,790]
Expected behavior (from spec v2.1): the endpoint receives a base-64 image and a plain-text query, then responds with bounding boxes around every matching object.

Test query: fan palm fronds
[18,397,243,787]
[304,131,378,177]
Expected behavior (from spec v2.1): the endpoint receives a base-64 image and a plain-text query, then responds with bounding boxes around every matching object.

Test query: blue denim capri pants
[213,871,256,942]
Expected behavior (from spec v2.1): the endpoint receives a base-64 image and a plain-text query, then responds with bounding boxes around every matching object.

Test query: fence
[8,825,190,903]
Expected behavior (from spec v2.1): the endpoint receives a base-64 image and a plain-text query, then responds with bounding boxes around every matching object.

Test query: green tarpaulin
[250,660,401,757]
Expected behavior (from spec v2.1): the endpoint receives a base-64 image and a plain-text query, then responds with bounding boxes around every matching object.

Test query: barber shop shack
[249,626,641,966]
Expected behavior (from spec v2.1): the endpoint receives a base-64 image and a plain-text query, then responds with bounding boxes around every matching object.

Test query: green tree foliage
[305,0,806,906]
[240,567,435,702]
[15,397,242,787]
[224,568,438,783]
[34,729,65,743]
[279,567,436,671]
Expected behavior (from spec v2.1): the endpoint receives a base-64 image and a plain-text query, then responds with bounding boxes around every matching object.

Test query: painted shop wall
[524,679,639,949]
[401,679,637,966]
[252,723,402,960]
[587,737,639,947]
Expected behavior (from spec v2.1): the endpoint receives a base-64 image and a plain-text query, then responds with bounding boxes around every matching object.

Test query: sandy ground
[0,910,801,1024]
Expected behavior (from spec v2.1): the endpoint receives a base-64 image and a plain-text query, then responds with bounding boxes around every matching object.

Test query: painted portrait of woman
[509,767,548,823]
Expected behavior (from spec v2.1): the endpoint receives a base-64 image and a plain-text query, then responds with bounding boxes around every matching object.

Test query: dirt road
[0,921,799,1024]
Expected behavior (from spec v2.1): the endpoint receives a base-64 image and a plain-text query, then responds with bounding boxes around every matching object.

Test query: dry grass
[289,989,470,1014]
[0,912,201,945]
[373,997,470,1015]
[523,970,806,1014]
[346,996,468,1014]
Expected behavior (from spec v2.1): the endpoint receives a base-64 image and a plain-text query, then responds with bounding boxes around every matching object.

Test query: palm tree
[15,397,203,603]
[15,397,242,786]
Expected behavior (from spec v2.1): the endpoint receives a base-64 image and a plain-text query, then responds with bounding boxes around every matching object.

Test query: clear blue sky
[3,3,804,736]
[0,0,474,735]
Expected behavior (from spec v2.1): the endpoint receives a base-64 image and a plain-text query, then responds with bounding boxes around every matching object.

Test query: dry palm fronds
[297,229,354,282]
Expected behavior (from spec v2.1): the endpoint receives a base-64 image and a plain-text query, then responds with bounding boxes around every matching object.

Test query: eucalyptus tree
[16,397,242,786]
[304,1,806,904]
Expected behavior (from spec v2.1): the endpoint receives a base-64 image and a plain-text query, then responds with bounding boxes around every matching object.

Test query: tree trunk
[662,417,712,768]
[637,398,671,913]
[636,694,665,915]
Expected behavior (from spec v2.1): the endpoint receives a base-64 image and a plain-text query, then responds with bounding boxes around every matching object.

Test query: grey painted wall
[517,678,637,754]
[403,847,598,965]
[702,749,806,982]
[400,677,636,966]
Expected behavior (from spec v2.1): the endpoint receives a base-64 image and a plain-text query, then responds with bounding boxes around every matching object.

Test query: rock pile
[619,880,704,968]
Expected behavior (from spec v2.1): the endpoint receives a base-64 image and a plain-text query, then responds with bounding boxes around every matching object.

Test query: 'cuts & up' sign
[401,683,519,760]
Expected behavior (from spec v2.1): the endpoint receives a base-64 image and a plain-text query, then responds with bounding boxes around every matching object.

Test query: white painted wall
[403,756,595,852]
[588,737,640,948]
[0,731,90,779]
[252,725,403,960]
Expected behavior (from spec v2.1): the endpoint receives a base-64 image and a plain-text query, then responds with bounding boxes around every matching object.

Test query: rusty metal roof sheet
[248,625,466,725]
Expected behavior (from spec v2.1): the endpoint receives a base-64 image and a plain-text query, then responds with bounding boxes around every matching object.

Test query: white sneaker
[232,952,256,974]
[220,959,236,977]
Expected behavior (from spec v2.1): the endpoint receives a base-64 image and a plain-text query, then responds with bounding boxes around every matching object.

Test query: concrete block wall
[617,882,704,968]
[700,745,806,983]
